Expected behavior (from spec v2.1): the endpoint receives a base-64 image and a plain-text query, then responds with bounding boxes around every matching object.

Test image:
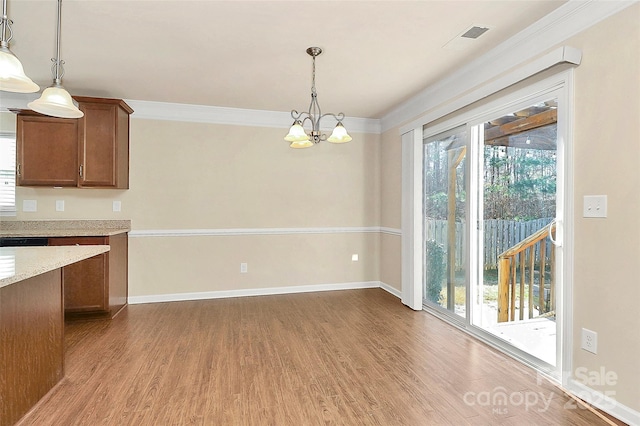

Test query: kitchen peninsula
[0,245,110,426]
[0,220,130,319]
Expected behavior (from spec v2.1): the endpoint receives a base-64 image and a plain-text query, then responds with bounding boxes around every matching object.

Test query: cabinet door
[48,237,109,314]
[16,115,79,186]
[78,103,118,187]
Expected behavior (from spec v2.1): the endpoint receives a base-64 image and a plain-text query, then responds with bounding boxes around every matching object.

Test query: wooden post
[445,147,466,312]
[447,151,456,311]
[510,256,516,321]
[528,247,534,319]
[519,251,525,320]
[497,257,510,322]
[550,243,555,312]
[539,241,546,314]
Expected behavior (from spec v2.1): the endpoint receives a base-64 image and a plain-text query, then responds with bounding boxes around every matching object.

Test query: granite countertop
[0,245,110,288]
[0,220,131,237]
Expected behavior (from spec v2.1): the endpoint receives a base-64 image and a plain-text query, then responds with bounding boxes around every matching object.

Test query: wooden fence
[425,217,554,270]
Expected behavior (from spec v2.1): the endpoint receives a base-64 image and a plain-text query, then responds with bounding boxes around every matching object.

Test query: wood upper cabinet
[16,114,79,186]
[16,97,133,189]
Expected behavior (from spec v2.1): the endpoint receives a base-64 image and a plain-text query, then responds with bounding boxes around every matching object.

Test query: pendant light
[285,47,352,149]
[0,0,39,93]
[28,0,83,118]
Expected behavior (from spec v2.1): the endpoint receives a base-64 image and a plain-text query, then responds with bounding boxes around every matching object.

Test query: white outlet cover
[113,200,122,212]
[56,200,65,212]
[240,263,248,273]
[581,328,598,354]
[583,195,607,218]
[22,199,37,212]
[352,254,359,261]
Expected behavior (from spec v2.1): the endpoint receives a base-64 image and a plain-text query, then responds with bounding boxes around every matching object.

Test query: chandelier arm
[320,112,346,124]
[290,109,304,121]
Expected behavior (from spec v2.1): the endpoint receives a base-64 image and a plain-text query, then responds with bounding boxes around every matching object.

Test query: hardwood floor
[17,289,622,425]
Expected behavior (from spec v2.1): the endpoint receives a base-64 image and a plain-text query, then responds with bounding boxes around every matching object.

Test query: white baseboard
[565,379,640,426]
[128,281,383,305]
[379,281,401,298]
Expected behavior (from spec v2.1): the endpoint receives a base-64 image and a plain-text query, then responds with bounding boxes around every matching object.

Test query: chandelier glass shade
[28,0,83,118]
[285,47,351,149]
[0,0,39,93]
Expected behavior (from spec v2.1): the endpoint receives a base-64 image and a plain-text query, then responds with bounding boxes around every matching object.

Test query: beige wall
[6,118,382,296]
[377,4,640,413]
[566,5,640,411]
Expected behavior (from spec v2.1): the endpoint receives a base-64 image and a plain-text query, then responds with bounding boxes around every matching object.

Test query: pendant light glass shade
[284,121,310,142]
[327,123,352,144]
[28,83,83,118]
[290,139,314,149]
[0,46,39,93]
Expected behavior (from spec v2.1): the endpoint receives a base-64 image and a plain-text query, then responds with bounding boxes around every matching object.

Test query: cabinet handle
[79,164,84,178]
[16,164,21,177]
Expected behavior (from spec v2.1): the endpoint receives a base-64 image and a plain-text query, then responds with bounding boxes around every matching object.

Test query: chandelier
[284,47,352,149]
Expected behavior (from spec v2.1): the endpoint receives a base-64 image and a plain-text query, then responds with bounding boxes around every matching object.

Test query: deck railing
[497,221,556,322]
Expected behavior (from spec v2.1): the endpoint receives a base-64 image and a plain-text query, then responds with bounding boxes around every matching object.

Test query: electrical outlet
[351,254,359,261]
[112,200,122,212]
[55,200,65,212]
[581,328,598,354]
[22,200,37,212]
[240,263,248,273]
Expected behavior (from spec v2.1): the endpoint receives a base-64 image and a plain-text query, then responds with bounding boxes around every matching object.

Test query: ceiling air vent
[443,25,491,50]
[461,26,489,39]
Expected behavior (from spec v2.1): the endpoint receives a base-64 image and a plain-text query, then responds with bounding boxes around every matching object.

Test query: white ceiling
[6,0,567,119]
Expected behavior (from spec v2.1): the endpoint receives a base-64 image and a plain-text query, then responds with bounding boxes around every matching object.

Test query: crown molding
[0,94,381,134]
[399,46,581,135]
[125,99,381,135]
[381,0,637,133]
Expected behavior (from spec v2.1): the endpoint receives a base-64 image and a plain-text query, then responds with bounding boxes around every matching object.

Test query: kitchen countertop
[0,245,111,288]
[0,220,131,237]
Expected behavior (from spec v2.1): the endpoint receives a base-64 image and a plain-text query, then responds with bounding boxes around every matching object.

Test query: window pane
[423,125,467,317]
[0,134,16,213]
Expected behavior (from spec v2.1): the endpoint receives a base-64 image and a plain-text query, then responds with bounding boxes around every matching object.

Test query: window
[0,133,16,215]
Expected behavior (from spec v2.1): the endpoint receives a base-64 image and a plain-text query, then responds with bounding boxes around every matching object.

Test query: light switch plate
[112,200,122,212]
[22,200,37,212]
[56,200,65,212]
[583,195,607,218]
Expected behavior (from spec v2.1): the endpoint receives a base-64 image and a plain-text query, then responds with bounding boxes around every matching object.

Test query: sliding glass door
[474,99,560,368]
[422,87,567,374]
